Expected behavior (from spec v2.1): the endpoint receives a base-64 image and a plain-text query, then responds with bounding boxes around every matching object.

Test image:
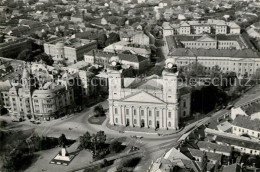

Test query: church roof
[120,90,166,104]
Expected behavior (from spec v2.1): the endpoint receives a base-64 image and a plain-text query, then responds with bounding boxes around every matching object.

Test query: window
[149,120,152,125]
[34,100,38,103]
[115,118,118,123]
[141,110,144,116]
[168,112,171,118]
[126,109,129,115]
[168,122,171,127]
[156,111,159,117]
[183,101,186,108]
[149,110,152,117]
[134,109,136,115]
[183,111,186,117]
[115,108,118,114]
[134,119,137,124]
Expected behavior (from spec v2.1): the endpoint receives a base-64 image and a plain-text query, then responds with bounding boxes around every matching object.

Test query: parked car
[12,118,22,122]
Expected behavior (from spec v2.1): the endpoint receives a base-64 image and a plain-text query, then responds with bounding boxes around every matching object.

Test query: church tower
[108,56,123,125]
[162,58,179,130]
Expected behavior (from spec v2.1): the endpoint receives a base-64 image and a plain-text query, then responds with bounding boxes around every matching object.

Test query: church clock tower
[162,58,179,130]
[107,56,123,125]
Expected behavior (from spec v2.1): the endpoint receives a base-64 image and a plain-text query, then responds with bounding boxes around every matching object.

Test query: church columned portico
[107,57,183,131]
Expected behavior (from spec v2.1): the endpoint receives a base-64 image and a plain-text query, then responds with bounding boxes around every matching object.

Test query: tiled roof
[197,141,232,153]
[85,50,147,63]
[188,148,222,161]
[232,115,260,131]
[222,163,241,172]
[215,135,260,151]
[118,53,147,63]
[169,48,260,58]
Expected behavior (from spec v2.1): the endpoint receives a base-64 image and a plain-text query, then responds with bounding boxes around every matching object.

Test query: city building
[84,50,150,72]
[232,115,260,138]
[168,48,260,77]
[107,58,191,130]
[103,40,151,58]
[165,34,248,50]
[0,38,32,59]
[44,37,97,63]
[162,19,241,37]
[0,63,75,120]
[205,128,260,155]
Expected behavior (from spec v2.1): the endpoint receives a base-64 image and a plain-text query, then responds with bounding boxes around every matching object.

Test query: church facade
[107,57,190,130]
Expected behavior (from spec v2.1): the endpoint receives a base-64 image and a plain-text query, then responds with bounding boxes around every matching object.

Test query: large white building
[44,37,97,63]
[107,57,191,130]
[163,19,241,37]
[168,48,260,77]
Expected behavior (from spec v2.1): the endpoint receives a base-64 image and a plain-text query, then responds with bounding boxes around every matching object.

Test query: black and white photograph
[0,0,260,171]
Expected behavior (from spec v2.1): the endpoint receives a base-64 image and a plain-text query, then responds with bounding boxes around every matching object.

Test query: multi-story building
[165,34,248,50]
[107,57,191,130]
[0,38,32,59]
[168,48,260,77]
[44,37,97,63]
[0,63,75,121]
[103,40,151,58]
[163,19,241,37]
[84,50,150,73]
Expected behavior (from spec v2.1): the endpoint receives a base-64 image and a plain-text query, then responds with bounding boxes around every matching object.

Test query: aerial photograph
[0,0,260,171]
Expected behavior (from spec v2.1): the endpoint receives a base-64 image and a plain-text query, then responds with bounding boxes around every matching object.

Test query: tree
[35,53,54,66]
[105,32,120,46]
[109,140,122,153]
[96,131,106,148]
[17,49,33,61]
[93,104,104,117]
[180,63,207,78]
[58,134,68,147]
[79,131,92,149]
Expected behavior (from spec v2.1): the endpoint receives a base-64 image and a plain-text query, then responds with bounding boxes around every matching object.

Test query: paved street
[0,97,233,172]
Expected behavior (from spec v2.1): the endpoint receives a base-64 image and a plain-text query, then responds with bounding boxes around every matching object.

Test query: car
[12,118,22,122]
[34,120,41,124]
[136,136,143,139]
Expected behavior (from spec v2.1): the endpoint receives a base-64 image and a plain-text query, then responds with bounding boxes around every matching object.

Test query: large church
[107,57,190,130]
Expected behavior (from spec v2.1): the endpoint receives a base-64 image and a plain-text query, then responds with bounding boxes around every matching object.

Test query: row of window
[114,118,173,127]
[116,108,173,118]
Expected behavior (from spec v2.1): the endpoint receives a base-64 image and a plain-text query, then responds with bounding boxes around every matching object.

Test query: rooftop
[232,115,260,132]
[169,48,260,58]
[188,148,222,161]
[215,135,260,151]
[46,37,96,48]
[197,141,232,153]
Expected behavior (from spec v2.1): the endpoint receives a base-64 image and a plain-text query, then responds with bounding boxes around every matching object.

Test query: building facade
[0,64,75,120]
[84,50,150,72]
[107,58,190,130]
[44,37,97,63]
[0,38,32,59]
[169,48,260,77]
[163,19,241,37]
